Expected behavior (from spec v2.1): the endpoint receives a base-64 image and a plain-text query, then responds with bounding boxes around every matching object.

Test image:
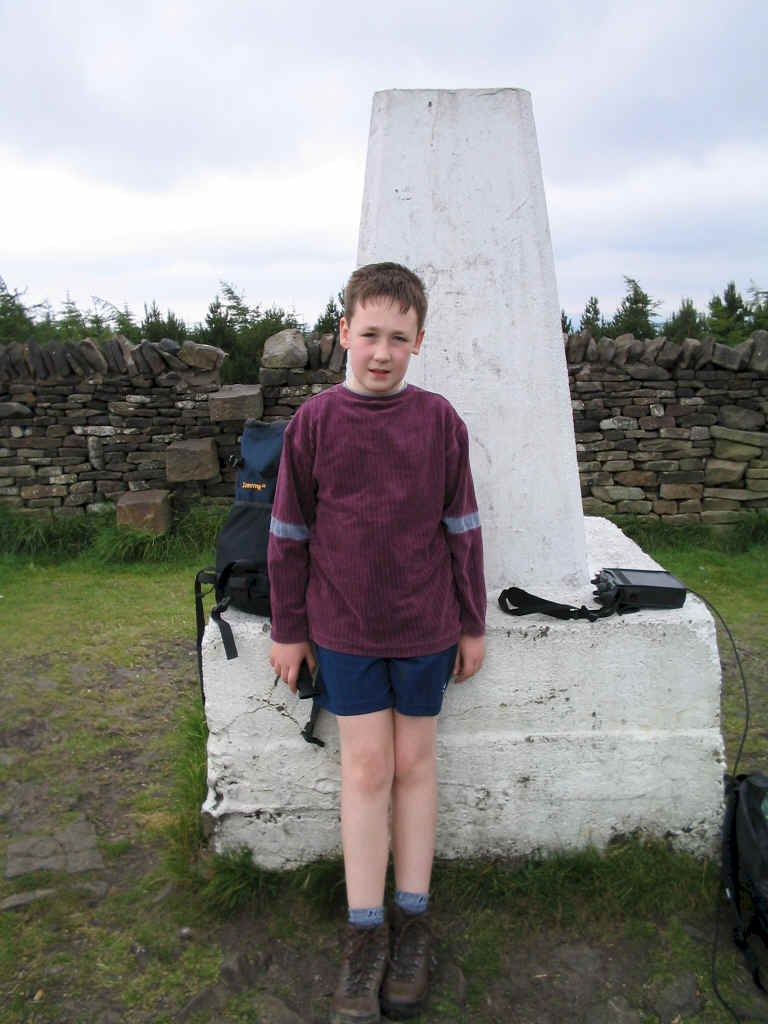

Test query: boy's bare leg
[390,712,438,894]
[336,709,395,909]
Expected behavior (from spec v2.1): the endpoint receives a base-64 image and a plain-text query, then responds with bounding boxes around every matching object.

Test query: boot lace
[389,914,431,981]
[342,926,387,995]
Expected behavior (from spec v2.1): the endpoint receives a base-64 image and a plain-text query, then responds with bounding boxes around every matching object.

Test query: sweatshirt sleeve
[443,414,487,636]
[267,412,315,644]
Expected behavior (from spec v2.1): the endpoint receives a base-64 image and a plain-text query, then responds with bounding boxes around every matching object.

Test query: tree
[141,301,187,343]
[199,295,236,351]
[56,293,87,341]
[112,304,142,343]
[747,283,768,333]
[0,277,35,345]
[609,277,661,338]
[314,291,344,336]
[84,296,115,339]
[707,282,749,346]
[560,309,573,335]
[192,282,304,384]
[579,296,603,337]
[662,297,706,343]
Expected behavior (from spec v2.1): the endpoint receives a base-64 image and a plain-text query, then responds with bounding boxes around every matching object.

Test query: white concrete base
[202,518,725,868]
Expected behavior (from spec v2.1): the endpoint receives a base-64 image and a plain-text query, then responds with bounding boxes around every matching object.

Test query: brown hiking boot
[380,907,433,1019]
[330,921,389,1024]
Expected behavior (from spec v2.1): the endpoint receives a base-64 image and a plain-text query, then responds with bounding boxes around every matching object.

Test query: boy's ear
[339,317,350,350]
[412,329,425,354]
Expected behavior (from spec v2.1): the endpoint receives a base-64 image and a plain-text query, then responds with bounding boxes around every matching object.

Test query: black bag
[723,773,768,992]
[194,419,323,745]
[194,419,287,696]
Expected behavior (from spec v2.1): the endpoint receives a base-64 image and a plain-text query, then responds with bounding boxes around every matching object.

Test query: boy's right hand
[269,641,316,694]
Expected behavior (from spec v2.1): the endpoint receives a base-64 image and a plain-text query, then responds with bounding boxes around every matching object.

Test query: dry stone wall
[568,329,768,524]
[3,323,767,527]
[0,331,344,518]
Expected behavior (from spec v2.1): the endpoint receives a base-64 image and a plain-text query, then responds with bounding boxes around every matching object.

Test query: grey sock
[394,889,429,914]
[348,905,385,928]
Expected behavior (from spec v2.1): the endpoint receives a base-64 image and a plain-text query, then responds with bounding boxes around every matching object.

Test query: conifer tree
[579,296,602,336]
[610,277,661,338]
[663,297,706,343]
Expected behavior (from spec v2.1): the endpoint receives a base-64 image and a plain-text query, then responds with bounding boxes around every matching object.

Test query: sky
[1,0,766,333]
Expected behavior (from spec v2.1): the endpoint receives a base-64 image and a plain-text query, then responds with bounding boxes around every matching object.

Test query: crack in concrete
[214,698,300,735]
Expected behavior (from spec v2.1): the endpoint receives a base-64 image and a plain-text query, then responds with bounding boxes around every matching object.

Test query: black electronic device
[591,568,687,612]
[296,661,321,700]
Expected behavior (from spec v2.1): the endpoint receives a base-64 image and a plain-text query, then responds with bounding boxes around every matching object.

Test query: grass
[1,509,768,1021]
[634,526,768,779]
[0,500,227,564]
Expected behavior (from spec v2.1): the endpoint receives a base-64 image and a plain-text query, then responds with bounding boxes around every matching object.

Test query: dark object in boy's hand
[297,661,320,700]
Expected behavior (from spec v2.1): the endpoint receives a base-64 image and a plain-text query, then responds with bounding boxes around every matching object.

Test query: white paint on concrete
[355,89,587,594]
[202,518,725,868]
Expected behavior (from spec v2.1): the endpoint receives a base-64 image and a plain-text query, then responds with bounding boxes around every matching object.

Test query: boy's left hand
[453,634,485,683]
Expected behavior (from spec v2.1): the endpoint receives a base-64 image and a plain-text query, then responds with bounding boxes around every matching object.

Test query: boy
[268,262,486,1023]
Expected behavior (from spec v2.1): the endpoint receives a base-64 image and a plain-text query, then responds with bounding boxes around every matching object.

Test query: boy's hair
[344,262,428,333]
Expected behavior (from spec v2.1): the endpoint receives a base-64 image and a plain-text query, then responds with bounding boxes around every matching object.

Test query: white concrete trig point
[356,88,586,595]
[201,89,725,867]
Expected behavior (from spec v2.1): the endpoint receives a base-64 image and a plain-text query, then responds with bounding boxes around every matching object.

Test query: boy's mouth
[369,369,389,377]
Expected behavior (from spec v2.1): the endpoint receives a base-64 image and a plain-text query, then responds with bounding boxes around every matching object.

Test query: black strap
[498,586,615,622]
[211,599,238,660]
[194,568,217,705]
[194,568,238,706]
[301,699,325,747]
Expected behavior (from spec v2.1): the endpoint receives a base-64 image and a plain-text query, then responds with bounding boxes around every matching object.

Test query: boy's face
[339,297,424,396]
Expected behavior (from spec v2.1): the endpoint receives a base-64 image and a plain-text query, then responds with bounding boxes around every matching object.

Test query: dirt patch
[1,639,765,1023]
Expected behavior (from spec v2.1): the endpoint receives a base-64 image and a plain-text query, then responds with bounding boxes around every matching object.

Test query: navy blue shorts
[314,644,458,718]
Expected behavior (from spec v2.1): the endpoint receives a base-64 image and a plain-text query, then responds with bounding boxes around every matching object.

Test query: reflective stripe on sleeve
[269,515,310,541]
[442,511,481,534]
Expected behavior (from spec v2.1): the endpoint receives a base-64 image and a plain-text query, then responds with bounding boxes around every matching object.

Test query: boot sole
[329,1011,380,1019]
[379,995,426,1020]
[329,1009,381,1024]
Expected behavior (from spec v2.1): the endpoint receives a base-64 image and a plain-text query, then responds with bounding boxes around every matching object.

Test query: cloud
[1,0,766,330]
[0,144,361,323]
[548,141,768,319]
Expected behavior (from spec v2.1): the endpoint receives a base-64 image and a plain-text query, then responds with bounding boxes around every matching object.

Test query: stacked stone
[0,337,229,517]
[0,330,346,522]
[568,330,768,525]
[0,335,228,385]
[258,329,346,419]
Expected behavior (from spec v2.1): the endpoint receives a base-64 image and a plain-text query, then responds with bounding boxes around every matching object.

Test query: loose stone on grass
[5,818,105,878]
[1,887,57,910]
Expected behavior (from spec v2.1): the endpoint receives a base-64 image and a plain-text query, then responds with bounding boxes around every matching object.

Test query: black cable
[688,587,750,780]
[685,587,768,1020]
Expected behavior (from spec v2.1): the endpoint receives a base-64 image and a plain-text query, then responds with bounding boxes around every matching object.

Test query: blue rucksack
[194,419,287,693]
[194,419,322,744]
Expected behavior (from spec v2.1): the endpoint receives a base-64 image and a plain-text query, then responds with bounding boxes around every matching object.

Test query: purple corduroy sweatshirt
[267,383,486,657]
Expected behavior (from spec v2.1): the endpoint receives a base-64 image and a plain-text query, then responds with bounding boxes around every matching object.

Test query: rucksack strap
[301,699,325,747]
[211,598,238,660]
[194,569,239,706]
[195,568,217,705]
[498,586,614,622]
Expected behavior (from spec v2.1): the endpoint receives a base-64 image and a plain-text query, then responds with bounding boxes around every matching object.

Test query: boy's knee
[394,745,435,787]
[344,748,394,795]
